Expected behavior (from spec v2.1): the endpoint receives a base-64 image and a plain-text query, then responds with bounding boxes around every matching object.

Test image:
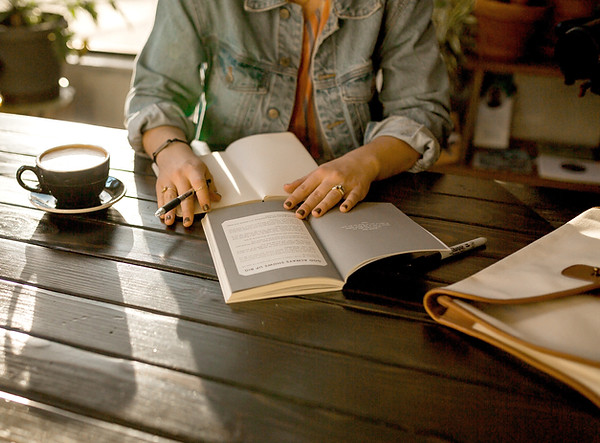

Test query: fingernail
[184,217,191,225]
[297,209,305,217]
[203,204,210,212]
[341,204,348,211]
[284,200,292,208]
[313,208,321,215]
[166,214,172,221]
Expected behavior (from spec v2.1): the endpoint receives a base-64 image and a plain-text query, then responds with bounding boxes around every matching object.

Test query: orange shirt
[288,0,331,161]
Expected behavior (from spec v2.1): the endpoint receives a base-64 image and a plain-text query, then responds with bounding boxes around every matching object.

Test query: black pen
[154,179,213,217]
[155,188,195,217]
[410,237,487,269]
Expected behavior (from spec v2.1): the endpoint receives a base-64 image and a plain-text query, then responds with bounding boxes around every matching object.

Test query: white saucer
[29,176,126,214]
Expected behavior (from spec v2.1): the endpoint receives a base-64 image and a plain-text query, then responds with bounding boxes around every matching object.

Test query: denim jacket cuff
[125,103,196,153]
[365,117,441,172]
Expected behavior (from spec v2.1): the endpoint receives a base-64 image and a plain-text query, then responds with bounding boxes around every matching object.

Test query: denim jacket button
[267,108,280,119]
[279,56,291,67]
[279,8,290,20]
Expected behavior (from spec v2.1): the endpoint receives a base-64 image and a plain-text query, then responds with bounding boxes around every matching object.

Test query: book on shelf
[202,199,450,303]
[424,207,600,408]
[152,132,319,215]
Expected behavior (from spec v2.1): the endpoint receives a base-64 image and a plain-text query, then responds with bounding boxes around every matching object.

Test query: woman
[125,0,452,227]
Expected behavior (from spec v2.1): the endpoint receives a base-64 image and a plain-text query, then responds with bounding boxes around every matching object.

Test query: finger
[156,184,176,207]
[283,175,307,194]
[310,185,348,217]
[159,185,179,225]
[206,172,222,202]
[339,188,363,213]
[294,183,338,219]
[283,175,319,211]
[180,171,214,227]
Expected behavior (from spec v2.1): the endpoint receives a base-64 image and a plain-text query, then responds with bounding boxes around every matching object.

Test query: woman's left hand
[283,136,420,219]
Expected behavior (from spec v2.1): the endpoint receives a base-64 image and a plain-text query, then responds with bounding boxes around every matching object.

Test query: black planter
[0,15,66,104]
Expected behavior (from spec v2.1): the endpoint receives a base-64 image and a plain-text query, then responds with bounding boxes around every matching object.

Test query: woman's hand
[283,136,420,219]
[144,126,221,227]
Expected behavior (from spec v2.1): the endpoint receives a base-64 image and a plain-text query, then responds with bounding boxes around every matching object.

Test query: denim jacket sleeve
[364,0,452,172]
[124,0,206,152]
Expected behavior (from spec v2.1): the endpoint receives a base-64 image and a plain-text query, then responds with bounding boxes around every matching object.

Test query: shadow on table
[2,213,137,417]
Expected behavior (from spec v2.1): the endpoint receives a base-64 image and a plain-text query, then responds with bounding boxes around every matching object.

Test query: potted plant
[0,0,119,105]
[434,0,477,96]
[473,0,550,61]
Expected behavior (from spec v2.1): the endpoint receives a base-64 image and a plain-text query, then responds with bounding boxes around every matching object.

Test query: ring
[161,186,176,193]
[331,184,345,198]
[195,179,212,193]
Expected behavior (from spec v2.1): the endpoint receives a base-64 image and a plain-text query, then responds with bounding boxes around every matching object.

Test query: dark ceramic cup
[16,144,110,208]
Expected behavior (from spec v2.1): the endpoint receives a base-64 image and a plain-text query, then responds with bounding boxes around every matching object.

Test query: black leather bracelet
[152,138,189,163]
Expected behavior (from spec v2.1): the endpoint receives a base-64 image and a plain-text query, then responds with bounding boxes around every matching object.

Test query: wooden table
[1,114,598,442]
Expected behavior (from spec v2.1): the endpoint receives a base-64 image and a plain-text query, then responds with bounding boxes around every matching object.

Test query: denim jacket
[125,0,452,171]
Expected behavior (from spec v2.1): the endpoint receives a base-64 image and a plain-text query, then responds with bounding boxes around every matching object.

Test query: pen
[155,188,196,217]
[440,237,487,260]
[154,179,213,217]
[410,237,487,269]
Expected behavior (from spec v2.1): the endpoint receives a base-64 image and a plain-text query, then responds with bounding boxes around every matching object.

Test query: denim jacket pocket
[207,47,270,143]
[216,48,270,93]
[339,63,376,142]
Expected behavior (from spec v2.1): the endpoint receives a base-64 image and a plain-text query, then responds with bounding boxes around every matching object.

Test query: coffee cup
[16,144,110,209]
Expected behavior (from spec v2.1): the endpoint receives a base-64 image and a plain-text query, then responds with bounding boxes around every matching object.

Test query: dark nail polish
[285,201,292,208]
[203,204,210,212]
[313,208,322,215]
[341,204,348,210]
[184,217,191,224]
[297,209,305,217]
[166,214,172,221]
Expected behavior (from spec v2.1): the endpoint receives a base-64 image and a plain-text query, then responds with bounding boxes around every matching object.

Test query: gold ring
[195,179,212,193]
[331,184,345,198]
[161,186,176,193]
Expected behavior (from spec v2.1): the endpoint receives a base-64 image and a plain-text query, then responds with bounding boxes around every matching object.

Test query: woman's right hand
[144,126,221,227]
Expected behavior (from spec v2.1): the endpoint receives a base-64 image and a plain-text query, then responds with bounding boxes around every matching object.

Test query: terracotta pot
[552,0,596,24]
[474,0,549,61]
[0,15,65,104]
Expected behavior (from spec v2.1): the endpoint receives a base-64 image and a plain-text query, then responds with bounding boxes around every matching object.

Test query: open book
[424,207,600,408]
[202,199,449,303]
[152,132,318,214]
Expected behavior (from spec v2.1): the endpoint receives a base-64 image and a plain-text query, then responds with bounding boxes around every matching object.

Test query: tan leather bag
[424,207,600,408]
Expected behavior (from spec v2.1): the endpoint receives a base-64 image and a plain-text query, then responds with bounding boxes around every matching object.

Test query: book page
[203,200,343,299]
[309,202,449,280]
[222,211,327,276]
[224,132,318,199]
[200,152,259,208]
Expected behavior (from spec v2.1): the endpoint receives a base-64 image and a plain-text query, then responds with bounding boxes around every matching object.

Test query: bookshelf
[433,56,600,193]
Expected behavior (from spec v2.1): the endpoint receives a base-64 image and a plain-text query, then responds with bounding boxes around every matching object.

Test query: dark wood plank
[0,390,177,443]
[2,321,598,443]
[500,181,600,227]
[0,328,418,442]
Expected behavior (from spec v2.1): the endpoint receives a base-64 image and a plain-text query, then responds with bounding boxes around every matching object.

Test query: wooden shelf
[464,57,562,78]
[431,161,600,193]
[447,56,600,192]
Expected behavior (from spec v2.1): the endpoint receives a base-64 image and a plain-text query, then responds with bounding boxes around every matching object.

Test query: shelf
[431,161,600,193]
[448,56,600,192]
[464,57,562,78]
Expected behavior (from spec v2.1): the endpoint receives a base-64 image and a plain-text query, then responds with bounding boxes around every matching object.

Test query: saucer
[29,176,126,214]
